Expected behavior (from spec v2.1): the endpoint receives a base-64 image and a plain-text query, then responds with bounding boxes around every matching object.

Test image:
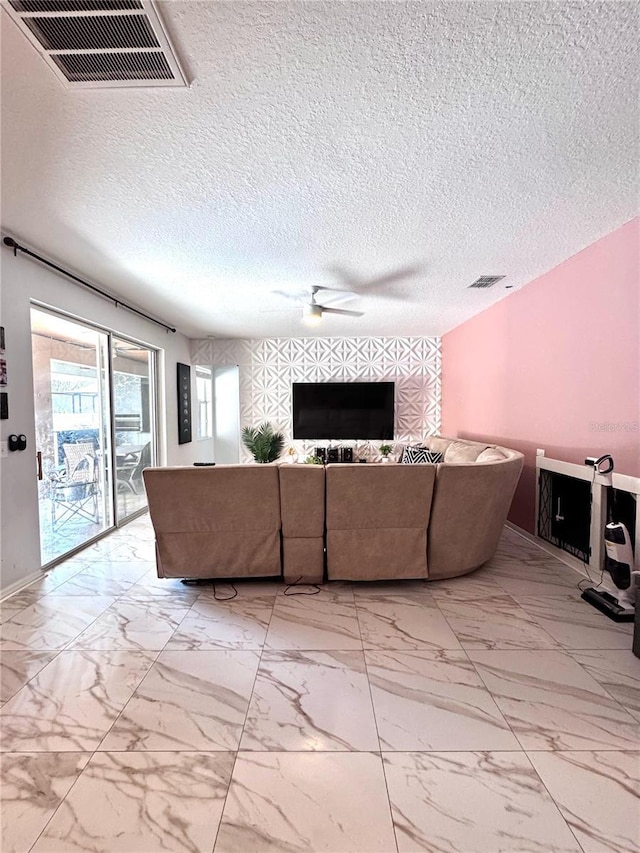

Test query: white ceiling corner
[1,1,638,339]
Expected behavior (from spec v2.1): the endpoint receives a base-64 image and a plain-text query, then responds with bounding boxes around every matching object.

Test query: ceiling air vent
[468,275,506,289]
[4,0,187,89]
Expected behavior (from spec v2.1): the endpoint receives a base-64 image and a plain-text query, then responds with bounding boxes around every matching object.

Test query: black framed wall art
[177,362,192,444]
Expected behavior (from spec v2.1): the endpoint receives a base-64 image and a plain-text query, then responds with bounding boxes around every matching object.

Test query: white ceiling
[1,1,638,339]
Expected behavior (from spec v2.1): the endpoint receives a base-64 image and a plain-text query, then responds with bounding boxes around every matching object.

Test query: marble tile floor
[0,518,638,852]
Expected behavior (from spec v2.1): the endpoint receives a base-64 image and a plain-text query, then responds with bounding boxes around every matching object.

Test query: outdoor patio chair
[50,441,100,530]
[116,441,151,495]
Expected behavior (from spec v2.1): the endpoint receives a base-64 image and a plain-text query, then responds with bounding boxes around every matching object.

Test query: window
[195,366,213,439]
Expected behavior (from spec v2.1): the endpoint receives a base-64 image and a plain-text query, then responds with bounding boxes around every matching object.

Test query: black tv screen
[292,382,394,440]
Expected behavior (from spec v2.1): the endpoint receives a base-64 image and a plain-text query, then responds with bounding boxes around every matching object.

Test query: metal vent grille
[4,0,187,88]
[468,275,506,289]
[52,50,172,81]
[10,1,143,11]
[24,14,159,50]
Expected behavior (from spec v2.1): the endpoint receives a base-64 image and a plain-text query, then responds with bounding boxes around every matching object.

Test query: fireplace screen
[538,469,592,563]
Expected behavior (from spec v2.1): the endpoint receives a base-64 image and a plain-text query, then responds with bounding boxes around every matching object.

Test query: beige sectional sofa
[143,436,523,584]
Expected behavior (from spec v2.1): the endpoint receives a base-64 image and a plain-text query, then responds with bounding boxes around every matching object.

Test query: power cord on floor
[180,578,238,600]
[284,576,321,596]
[211,583,238,601]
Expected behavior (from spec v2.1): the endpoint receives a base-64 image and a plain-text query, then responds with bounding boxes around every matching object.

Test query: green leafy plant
[304,454,324,465]
[241,422,285,463]
[379,444,393,457]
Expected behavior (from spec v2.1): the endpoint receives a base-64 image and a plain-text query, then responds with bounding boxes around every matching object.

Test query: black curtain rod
[2,236,177,334]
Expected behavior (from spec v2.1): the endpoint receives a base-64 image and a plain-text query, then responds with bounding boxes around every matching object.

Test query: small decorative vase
[381,456,390,464]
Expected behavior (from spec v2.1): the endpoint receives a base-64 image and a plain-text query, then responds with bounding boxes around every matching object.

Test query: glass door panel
[112,337,156,523]
[31,308,114,564]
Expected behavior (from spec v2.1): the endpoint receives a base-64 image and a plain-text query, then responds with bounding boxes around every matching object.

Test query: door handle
[36,451,43,481]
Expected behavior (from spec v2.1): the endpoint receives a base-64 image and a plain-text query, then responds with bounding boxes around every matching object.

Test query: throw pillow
[400,446,443,464]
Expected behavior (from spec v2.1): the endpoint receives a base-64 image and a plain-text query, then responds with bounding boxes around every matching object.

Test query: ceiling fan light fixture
[302,303,322,325]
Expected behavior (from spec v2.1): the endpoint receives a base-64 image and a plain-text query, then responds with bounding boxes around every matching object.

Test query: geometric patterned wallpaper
[190,336,441,462]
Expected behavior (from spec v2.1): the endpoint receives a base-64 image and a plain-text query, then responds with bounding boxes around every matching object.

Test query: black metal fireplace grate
[538,469,591,563]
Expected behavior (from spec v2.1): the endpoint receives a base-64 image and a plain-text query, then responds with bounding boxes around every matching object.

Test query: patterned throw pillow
[400,446,443,464]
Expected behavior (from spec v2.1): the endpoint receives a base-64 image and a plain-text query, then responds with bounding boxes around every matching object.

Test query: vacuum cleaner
[581,521,638,623]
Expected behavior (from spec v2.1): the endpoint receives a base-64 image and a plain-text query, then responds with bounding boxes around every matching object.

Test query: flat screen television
[292,382,394,440]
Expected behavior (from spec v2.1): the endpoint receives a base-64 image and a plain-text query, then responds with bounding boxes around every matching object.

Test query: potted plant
[304,454,324,465]
[379,443,393,463]
[241,422,284,463]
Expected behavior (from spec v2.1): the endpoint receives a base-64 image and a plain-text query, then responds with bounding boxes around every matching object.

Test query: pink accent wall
[441,218,640,533]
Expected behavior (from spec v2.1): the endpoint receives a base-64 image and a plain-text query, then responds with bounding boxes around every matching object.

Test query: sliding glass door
[112,337,156,523]
[31,308,158,565]
[31,309,114,564]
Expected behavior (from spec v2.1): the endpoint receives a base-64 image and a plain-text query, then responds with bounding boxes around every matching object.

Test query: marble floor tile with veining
[427,573,506,601]
[0,596,116,651]
[31,751,235,853]
[527,751,640,853]
[240,650,379,751]
[366,649,519,751]
[0,650,58,705]
[70,600,192,650]
[100,649,260,751]
[1,517,638,853]
[167,596,274,650]
[265,591,363,650]
[470,649,640,751]
[0,589,46,625]
[0,752,91,853]
[569,649,640,722]
[43,572,137,598]
[0,650,155,752]
[435,592,559,650]
[355,592,463,650]
[80,560,157,584]
[514,592,634,649]
[214,751,397,853]
[383,751,582,853]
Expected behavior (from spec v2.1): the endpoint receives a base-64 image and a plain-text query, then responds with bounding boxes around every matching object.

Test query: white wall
[0,247,209,594]
[191,336,441,461]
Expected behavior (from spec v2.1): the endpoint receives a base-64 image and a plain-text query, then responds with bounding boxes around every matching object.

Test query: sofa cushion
[444,440,488,463]
[325,463,436,580]
[279,463,325,537]
[424,436,452,455]
[143,465,281,579]
[476,447,508,462]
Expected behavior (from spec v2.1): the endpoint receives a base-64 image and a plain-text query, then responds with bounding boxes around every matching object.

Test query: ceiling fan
[272,285,364,325]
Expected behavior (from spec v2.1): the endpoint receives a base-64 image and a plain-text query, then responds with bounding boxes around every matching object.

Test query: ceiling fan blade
[321,307,364,317]
[325,264,422,292]
[271,289,305,302]
[316,289,358,307]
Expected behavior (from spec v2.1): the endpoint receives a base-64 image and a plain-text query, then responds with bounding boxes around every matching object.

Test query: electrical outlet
[536,448,545,457]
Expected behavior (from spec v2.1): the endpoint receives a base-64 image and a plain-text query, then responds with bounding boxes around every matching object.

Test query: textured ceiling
[1,1,638,338]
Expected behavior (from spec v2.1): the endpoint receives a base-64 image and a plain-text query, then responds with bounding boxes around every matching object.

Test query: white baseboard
[0,569,44,601]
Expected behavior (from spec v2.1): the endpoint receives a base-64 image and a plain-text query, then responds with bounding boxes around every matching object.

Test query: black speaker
[341,447,353,463]
[327,448,340,463]
[315,447,326,462]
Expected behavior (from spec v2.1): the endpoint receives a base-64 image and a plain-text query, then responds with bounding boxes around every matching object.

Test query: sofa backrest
[279,463,326,583]
[143,465,282,579]
[423,435,492,462]
[427,451,523,579]
[325,463,436,580]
